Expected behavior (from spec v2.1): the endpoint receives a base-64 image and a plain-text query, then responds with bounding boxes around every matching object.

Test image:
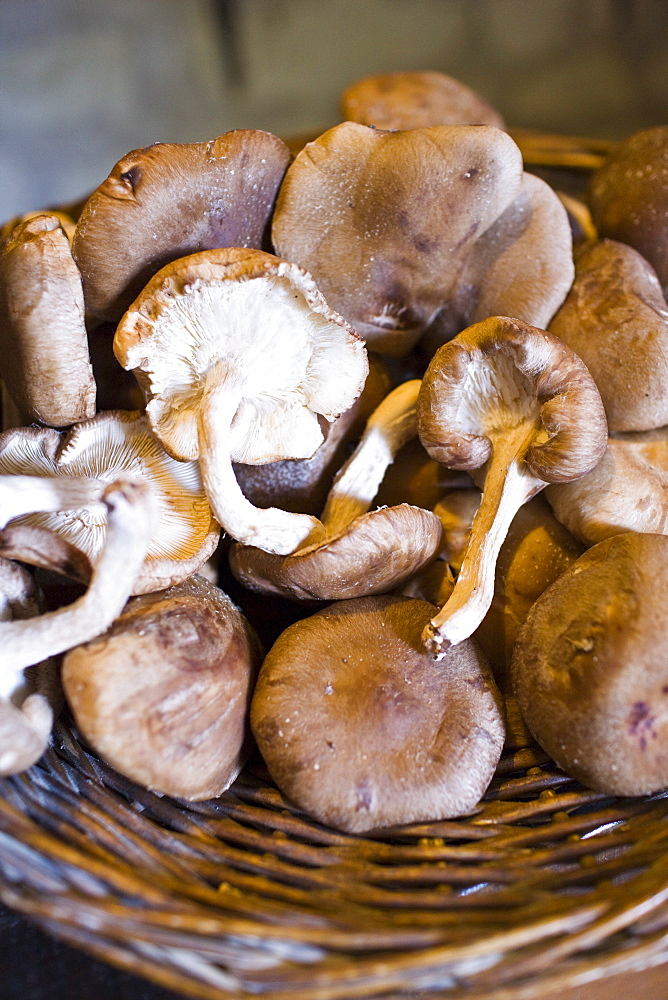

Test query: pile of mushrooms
[1,70,667,828]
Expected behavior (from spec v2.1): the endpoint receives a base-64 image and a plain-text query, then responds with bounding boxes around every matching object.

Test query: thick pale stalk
[320,380,421,537]
[198,380,325,555]
[0,479,154,696]
[0,474,104,529]
[423,427,545,657]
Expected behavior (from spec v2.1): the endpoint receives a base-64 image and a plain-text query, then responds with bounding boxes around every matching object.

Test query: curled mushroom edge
[417,315,608,658]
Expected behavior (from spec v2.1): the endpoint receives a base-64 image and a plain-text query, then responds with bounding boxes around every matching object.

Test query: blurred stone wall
[1,0,666,221]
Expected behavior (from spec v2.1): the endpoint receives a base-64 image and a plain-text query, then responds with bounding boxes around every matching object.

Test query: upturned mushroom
[230,380,443,600]
[511,532,668,796]
[0,411,219,594]
[549,239,668,432]
[588,126,668,297]
[62,575,262,800]
[251,595,505,833]
[72,130,292,320]
[114,248,368,555]
[545,426,668,546]
[0,478,154,768]
[417,316,607,657]
[340,70,505,130]
[0,214,96,427]
[272,123,573,356]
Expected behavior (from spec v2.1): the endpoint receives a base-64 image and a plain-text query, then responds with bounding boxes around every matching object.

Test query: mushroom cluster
[1,70,667,828]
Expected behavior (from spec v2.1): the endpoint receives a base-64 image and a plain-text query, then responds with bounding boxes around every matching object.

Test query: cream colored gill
[134,276,319,409]
[457,349,542,438]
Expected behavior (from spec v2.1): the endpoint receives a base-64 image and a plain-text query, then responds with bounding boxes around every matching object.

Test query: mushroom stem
[319,380,421,537]
[198,379,326,555]
[423,426,544,657]
[0,474,104,529]
[0,478,154,697]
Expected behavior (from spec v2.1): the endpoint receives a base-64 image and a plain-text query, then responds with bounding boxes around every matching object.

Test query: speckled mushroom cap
[62,575,262,801]
[0,411,219,594]
[549,239,668,432]
[72,130,292,320]
[0,215,96,427]
[272,123,573,356]
[588,126,668,297]
[230,503,442,601]
[251,595,505,833]
[545,426,668,546]
[511,532,668,796]
[340,70,505,130]
[114,247,368,555]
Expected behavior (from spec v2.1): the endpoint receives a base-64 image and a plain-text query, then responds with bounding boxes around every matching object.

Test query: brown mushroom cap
[549,239,668,432]
[511,532,668,796]
[72,130,292,320]
[231,503,442,601]
[62,575,262,800]
[0,215,96,427]
[340,70,505,130]
[545,426,668,546]
[251,595,505,832]
[588,126,668,297]
[272,122,525,356]
[274,124,574,357]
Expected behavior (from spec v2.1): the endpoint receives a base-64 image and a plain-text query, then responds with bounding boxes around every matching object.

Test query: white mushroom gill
[115,249,368,556]
[456,351,541,437]
[0,414,216,569]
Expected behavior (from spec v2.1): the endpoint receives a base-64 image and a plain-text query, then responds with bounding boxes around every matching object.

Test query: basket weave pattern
[1,718,667,999]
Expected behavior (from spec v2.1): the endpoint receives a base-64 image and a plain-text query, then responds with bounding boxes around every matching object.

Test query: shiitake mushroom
[62,575,262,800]
[511,532,668,796]
[251,595,505,833]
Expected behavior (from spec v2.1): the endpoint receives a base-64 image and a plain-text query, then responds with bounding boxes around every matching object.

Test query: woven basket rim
[1,714,668,1000]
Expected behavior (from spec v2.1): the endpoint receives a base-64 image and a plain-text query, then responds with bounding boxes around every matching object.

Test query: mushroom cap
[588,126,668,296]
[545,426,668,546]
[72,130,292,320]
[340,70,505,130]
[62,575,262,800]
[0,412,219,594]
[417,316,608,483]
[251,595,505,832]
[0,214,96,427]
[549,239,668,432]
[272,122,524,356]
[511,532,668,796]
[230,503,443,601]
[113,247,368,465]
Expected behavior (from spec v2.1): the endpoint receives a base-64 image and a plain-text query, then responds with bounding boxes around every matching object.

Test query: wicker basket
[1,714,668,1000]
[2,128,668,999]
